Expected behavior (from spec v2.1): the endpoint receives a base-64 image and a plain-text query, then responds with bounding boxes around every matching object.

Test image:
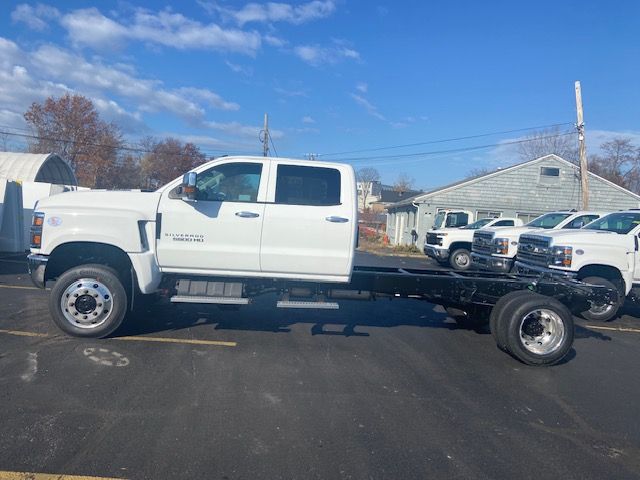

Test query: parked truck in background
[515,210,640,321]
[471,210,607,273]
[424,217,523,270]
[25,156,619,366]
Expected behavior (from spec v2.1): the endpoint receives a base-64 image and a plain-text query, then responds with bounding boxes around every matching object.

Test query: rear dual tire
[490,290,574,366]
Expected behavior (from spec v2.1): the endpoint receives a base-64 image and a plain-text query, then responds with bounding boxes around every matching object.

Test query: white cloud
[225,60,253,76]
[264,34,287,47]
[356,82,367,93]
[302,116,315,124]
[11,3,60,31]
[215,0,336,26]
[350,93,385,121]
[60,7,261,54]
[0,36,240,136]
[293,44,360,66]
[205,120,284,139]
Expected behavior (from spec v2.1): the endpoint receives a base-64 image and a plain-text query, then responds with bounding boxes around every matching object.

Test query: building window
[540,167,560,176]
[539,166,561,185]
[517,212,542,224]
[476,210,502,220]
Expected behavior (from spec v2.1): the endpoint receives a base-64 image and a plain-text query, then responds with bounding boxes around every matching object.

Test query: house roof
[0,152,77,185]
[375,188,422,204]
[387,154,640,208]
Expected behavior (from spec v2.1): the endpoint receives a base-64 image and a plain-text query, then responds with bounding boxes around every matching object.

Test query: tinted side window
[494,220,514,226]
[275,165,341,206]
[563,215,600,229]
[196,163,262,202]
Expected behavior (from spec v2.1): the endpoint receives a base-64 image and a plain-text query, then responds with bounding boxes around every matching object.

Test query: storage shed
[386,154,640,246]
[0,152,77,185]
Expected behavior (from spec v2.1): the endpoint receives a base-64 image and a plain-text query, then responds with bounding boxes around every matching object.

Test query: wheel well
[577,264,625,289]
[449,242,472,252]
[46,242,132,282]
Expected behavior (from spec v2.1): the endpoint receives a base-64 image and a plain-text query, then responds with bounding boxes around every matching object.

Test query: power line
[340,131,575,164]
[269,135,279,157]
[0,128,259,158]
[317,122,574,158]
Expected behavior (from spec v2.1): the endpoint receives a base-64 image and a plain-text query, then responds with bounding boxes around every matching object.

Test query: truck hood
[482,226,541,239]
[527,229,633,247]
[36,190,162,221]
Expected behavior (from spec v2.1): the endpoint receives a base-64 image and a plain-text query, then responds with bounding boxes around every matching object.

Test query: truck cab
[27,156,358,337]
[471,210,607,272]
[431,209,474,230]
[515,210,640,321]
[424,217,522,270]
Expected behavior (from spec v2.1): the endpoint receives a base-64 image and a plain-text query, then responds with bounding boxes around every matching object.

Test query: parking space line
[0,284,42,290]
[0,329,236,347]
[0,329,49,338]
[585,324,640,334]
[114,335,237,347]
[0,471,124,479]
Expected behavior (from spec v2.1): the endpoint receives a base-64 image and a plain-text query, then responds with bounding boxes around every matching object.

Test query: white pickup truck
[26,156,618,366]
[471,211,607,273]
[424,217,523,270]
[515,210,640,321]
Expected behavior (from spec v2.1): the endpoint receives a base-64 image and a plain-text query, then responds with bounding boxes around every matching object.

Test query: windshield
[432,212,445,229]
[526,213,572,229]
[461,218,493,230]
[583,212,640,234]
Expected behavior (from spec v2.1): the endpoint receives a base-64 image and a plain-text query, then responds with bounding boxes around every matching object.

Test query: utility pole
[261,113,269,157]
[575,81,589,209]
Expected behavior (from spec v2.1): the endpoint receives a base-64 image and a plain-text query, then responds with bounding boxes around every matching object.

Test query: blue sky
[1,0,639,189]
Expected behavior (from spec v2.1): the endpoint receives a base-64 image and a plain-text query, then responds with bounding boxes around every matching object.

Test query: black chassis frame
[166,266,619,312]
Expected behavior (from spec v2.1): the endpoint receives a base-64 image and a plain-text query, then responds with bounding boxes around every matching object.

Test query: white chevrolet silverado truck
[424,217,523,270]
[26,156,619,366]
[471,211,607,273]
[515,211,640,321]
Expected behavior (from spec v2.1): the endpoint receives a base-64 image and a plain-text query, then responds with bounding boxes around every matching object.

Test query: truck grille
[426,233,442,246]
[472,231,494,254]
[517,234,552,266]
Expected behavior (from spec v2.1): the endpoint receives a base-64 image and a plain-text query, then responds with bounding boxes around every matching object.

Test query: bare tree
[517,126,579,163]
[140,137,207,189]
[356,167,380,211]
[589,137,640,192]
[393,173,415,193]
[466,166,492,178]
[24,93,123,187]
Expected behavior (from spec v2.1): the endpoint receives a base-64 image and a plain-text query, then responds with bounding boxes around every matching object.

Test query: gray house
[386,154,640,246]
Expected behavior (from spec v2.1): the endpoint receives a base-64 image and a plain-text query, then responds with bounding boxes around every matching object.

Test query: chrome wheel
[518,308,566,355]
[454,253,469,268]
[60,278,114,329]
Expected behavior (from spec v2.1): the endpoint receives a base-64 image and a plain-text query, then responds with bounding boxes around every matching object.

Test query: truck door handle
[235,211,260,218]
[325,216,349,223]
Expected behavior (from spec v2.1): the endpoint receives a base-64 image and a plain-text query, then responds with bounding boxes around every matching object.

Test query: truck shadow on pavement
[114,296,465,338]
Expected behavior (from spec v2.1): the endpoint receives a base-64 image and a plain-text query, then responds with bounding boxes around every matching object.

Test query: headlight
[30,212,45,248]
[493,237,509,255]
[551,246,572,267]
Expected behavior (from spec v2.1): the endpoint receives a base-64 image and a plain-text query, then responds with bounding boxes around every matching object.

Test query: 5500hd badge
[164,233,205,243]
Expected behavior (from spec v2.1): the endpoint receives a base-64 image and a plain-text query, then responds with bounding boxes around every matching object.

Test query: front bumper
[424,245,449,260]
[514,261,577,279]
[27,254,48,289]
[471,253,513,272]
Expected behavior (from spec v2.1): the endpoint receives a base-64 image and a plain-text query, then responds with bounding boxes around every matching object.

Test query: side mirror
[181,172,197,201]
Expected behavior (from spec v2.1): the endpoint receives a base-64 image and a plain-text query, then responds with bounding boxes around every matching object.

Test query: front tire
[49,264,128,338]
[578,276,623,322]
[449,248,471,270]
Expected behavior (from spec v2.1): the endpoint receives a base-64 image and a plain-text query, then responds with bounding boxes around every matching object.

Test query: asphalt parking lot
[1,251,640,479]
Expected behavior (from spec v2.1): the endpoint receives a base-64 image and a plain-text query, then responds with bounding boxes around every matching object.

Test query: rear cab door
[260,161,357,282]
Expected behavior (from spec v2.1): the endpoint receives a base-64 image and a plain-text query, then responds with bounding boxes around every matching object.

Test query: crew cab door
[156,160,268,273]
[260,162,356,280]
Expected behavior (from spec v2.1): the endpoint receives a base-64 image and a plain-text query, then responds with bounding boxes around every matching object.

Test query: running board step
[277,300,339,309]
[171,295,250,305]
